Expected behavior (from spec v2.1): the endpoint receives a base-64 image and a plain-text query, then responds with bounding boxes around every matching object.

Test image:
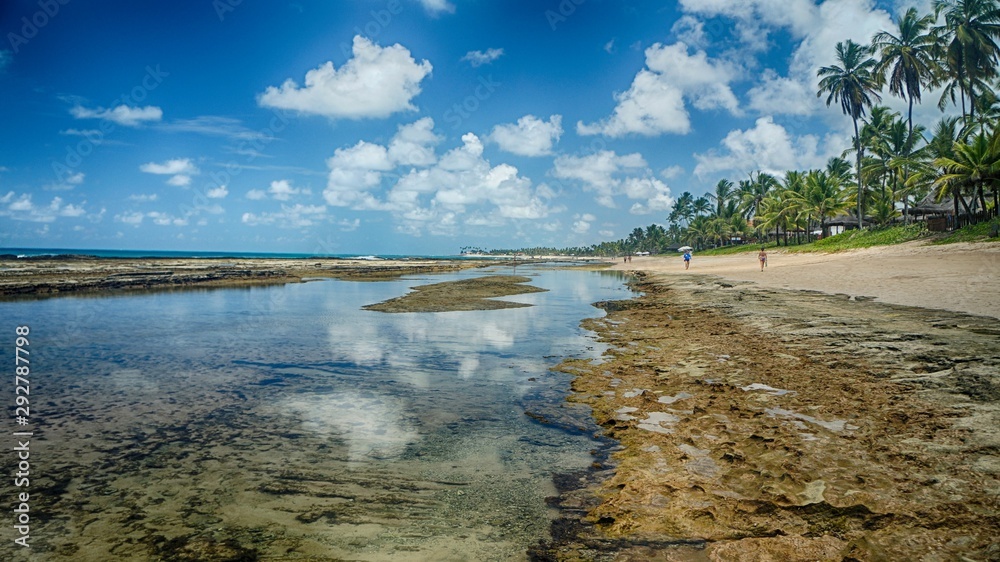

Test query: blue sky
[1,0,934,254]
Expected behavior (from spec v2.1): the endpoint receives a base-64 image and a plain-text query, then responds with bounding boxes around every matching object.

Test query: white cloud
[461,48,504,67]
[388,117,441,166]
[623,177,675,214]
[572,213,596,234]
[324,124,553,235]
[490,115,563,157]
[268,179,305,201]
[71,104,162,126]
[141,158,199,187]
[159,116,274,142]
[681,0,894,118]
[147,211,188,227]
[692,116,830,179]
[419,0,455,15]
[1,192,89,222]
[258,36,432,120]
[671,15,707,48]
[660,165,684,179]
[339,218,361,231]
[116,212,145,226]
[246,189,267,200]
[551,150,647,207]
[140,158,197,175]
[578,42,740,137]
[128,194,158,202]
[206,185,228,199]
[325,141,394,207]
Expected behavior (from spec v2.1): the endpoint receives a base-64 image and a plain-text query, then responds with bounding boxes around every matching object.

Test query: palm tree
[710,179,735,217]
[818,40,882,229]
[933,0,1000,122]
[872,7,940,134]
[794,170,852,238]
[673,191,695,227]
[757,191,792,246]
[933,129,1000,224]
[692,196,712,218]
[738,171,778,222]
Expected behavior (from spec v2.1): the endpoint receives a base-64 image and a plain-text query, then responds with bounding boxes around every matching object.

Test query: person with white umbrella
[679,246,693,270]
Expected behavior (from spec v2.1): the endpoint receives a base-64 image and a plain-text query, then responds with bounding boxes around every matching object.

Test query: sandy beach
[611,240,1000,320]
[534,241,1000,561]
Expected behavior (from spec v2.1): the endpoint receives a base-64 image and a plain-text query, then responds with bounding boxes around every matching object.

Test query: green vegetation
[933,217,1000,243]
[491,2,999,259]
[804,223,930,251]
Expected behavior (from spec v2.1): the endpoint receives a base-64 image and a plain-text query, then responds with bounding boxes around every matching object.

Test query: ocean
[0,247,478,260]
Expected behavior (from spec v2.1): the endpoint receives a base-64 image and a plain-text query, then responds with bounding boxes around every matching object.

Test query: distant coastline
[0,247,489,261]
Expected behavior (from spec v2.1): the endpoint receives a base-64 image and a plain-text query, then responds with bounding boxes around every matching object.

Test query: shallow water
[0,267,633,561]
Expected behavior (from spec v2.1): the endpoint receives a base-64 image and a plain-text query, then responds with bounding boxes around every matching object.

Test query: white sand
[611,240,1000,320]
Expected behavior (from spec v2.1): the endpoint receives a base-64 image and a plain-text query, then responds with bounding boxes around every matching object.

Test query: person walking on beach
[683,250,691,270]
[758,247,767,271]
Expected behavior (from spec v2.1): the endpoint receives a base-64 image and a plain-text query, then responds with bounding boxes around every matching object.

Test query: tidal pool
[0,266,633,561]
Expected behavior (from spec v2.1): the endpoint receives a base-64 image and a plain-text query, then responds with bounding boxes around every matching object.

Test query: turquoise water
[0,266,633,561]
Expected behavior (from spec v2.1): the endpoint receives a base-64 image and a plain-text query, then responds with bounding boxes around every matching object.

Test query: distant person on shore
[758,247,767,271]
[683,250,691,270]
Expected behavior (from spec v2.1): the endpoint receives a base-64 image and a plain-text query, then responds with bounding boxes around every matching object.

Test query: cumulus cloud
[679,0,894,117]
[461,48,504,67]
[578,42,740,137]
[388,117,441,166]
[140,158,199,186]
[325,141,394,207]
[116,211,145,226]
[551,150,675,214]
[324,123,554,233]
[692,116,830,179]
[0,192,88,223]
[572,213,596,234]
[206,185,228,199]
[268,179,306,201]
[246,189,267,200]
[71,104,163,126]
[490,115,563,157]
[258,36,432,120]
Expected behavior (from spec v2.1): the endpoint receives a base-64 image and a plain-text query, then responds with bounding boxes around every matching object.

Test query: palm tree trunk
[953,191,961,229]
[907,95,914,136]
[978,186,988,223]
[853,117,864,230]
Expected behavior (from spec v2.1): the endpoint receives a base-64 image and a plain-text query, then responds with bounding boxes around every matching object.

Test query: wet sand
[536,242,1000,560]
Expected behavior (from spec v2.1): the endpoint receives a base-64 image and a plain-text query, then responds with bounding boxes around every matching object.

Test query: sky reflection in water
[0,266,634,560]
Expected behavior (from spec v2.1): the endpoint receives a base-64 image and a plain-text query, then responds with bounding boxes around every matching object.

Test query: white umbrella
[678,246,693,252]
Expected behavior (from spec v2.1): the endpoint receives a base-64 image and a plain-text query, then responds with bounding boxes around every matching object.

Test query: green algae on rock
[363,275,548,312]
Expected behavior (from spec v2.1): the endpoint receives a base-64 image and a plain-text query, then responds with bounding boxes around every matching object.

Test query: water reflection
[0,266,634,561]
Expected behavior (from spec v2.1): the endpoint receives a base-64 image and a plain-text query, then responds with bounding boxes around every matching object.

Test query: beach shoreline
[609,239,1000,320]
[537,242,1000,560]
